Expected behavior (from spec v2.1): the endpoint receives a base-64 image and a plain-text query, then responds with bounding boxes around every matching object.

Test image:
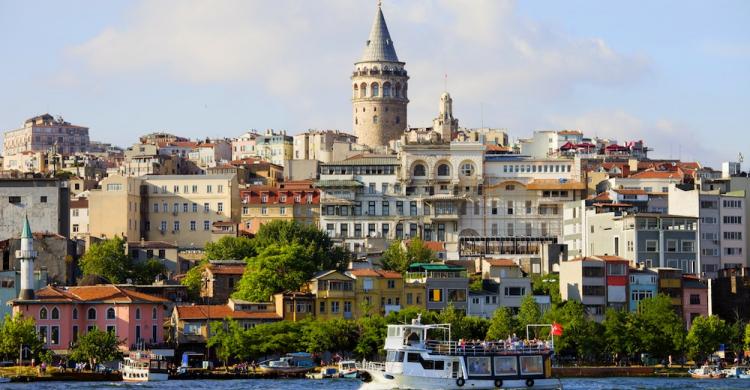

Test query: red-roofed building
[239,181,319,234]
[12,285,169,352]
[171,298,281,345]
[201,261,246,304]
[346,268,423,317]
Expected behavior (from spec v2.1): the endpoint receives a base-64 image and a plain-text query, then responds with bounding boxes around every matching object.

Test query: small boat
[307,366,339,379]
[688,364,725,379]
[259,352,315,375]
[723,366,748,378]
[338,360,359,378]
[120,351,170,382]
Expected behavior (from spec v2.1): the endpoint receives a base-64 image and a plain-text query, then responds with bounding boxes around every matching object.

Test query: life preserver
[525,378,534,387]
[456,378,465,387]
[494,379,503,387]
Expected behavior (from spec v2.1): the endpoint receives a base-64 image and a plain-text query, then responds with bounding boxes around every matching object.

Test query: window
[373,115,378,124]
[107,325,116,335]
[382,201,390,215]
[204,220,210,231]
[331,301,340,313]
[447,289,466,302]
[153,203,159,213]
[582,285,605,296]
[73,224,79,233]
[723,216,742,224]
[218,185,224,193]
[382,223,389,237]
[204,203,210,212]
[106,183,122,191]
[192,185,198,193]
[461,163,474,176]
[40,307,48,320]
[413,164,426,177]
[72,308,78,320]
[217,202,224,212]
[279,206,286,215]
[645,240,658,252]
[206,185,213,193]
[368,201,376,215]
[135,308,141,320]
[689,294,700,305]
[261,206,268,215]
[437,164,450,176]
[87,308,97,320]
[504,287,526,296]
[107,307,116,319]
[344,301,352,314]
[319,301,326,313]
[190,221,196,231]
[724,231,743,240]
[396,201,404,215]
[681,240,695,252]
[666,240,677,252]
[72,325,79,342]
[173,221,180,231]
[410,201,417,216]
[40,196,47,203]
[183,203,188,213]
[429,289,442,302]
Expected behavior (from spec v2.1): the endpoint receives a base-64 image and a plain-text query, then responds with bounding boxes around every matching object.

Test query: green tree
[355,315,387,359]
[39,349,55,364]
[133,259,167,285]
[70,328,121,366]
[302,319,357,354]
[602,309,633,363]
[381,238,436,273]
[79,236,130,283]
[486,307,517,341]
[686,315,731,363]
[406,237,435,264]
[181,259,208,300]
[469,274,484,293]
[461,316,490,340]
[232,243,314,302]
[632,294,686,361]
[252,220,349,272]
[437,304,467,340]
[208,319,245,369]
[517,294,542,338]
[204,236,257,261]
[0,314,43,360]
[531,273,561,304]
[542,300,588,355]
[745,324,750,351]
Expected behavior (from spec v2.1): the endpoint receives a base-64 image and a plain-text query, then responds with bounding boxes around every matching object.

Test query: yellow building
[306,270,355,320]
[89,174,240,248]
[347,269,425,318]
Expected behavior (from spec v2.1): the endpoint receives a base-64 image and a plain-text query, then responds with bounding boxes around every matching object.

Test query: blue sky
[1,0,748,167]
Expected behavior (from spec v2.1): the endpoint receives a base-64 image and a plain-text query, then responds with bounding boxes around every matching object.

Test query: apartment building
[253,129,293,166]
[306,270,355,320]
[232,131,259,161]
[628,267,657,312]
[682,276,708,328]
[405,263,469,313]
[70,198,89,239]
[292,130,359,163]
[89,174,239,248]
[480,258,531,313]
[346,268,423,317]
[3,114,89,156]
[200,261,246,304]
[239,180,319,234]
[189,139,232,169]
[0,178,70,240]
[127,241,181,275]
[710,267,750,322]
[559,257,607,321]
[656,267,683,316]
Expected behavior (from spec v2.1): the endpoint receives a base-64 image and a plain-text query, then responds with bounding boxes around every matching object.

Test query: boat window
[421,360,434,370]
[407,353,421,363]
[434,361,445,370]
[387,351,405,362]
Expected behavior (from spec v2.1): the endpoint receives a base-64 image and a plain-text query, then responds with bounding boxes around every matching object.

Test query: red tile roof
[630,170,683,179]
[613,188,647,195]
[590,192,611,201]
[347,269,381,277]
[207,264,246,275]
[70,198,88,208]
[484,259,516,267]
[176,305,281,321]
[28,285,168,303]
[377,270,403,279]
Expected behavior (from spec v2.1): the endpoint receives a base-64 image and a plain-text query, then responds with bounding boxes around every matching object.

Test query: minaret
[352,3,409,148]
[15,216,37,300]
[433,92,459,141]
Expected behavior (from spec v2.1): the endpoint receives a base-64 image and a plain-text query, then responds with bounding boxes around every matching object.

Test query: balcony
[316,289,355,299]
[404,270,467,282]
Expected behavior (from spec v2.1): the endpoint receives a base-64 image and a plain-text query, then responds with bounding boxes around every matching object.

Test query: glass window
[429,289,442,302]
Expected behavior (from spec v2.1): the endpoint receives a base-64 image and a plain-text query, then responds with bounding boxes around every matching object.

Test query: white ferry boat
[120,351,170,382]
[359,315,562,389]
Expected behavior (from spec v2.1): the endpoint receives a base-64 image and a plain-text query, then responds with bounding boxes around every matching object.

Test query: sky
[0,0,748,168]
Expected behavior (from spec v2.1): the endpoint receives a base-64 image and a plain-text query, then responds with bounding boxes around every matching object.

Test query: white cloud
[67,0,651,133]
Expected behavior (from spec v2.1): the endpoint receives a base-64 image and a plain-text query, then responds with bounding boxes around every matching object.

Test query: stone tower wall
[351,63,409,147]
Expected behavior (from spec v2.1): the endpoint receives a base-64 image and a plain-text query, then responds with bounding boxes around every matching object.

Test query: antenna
[481,102,484,129]
[444,73,448,92]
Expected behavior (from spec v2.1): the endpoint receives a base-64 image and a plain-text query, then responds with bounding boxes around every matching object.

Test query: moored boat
[259,352,316,375]
[120,351,170,382]
[338,360,359,378]
[688,364,725,379]
[723,365,748,378]
[358,315,563,389]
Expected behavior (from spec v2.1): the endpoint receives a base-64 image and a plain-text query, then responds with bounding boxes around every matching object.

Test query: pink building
[682,276,709,328]
[12,285,168,352]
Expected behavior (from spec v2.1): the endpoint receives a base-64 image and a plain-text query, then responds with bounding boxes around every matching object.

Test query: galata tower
[352,3,409,148]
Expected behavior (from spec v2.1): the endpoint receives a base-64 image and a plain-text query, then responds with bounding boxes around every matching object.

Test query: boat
[120,351,170,382]
[723,366,748,378]
[0,377,9,383]
[307,366,339,379]
[259,352,316,375]
[358,315,563,389]
[688,364,725,379]
[338,360,359,378]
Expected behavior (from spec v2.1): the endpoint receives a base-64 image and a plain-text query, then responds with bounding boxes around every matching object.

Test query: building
[0,269,47,321]
[232,131,259,161]
[306,270,356,320]
[0,177,70,240]
[405,263,468,313]
[239,181,319,234]
[346,268,422,317]
[710,267,750,322]
[171,298,281,346]
[228,157,284,185]
[351,4,409,148]
[293,130,359,163]
[89,174,240,248]
[480,259,531,313]
[1,233,80,286]
[628,267,657,312]
[12,285,168,352]
[272,291,316,322]
[467,283,499,319]
[70,198,89,239]
[656,267,683,316]
[3,114,89,157]
[127,241,182,276]
[200,260,246,304]
[252,130,293,166]
[601,255,629,311]
[682,275,708,328]
[189,139,232,169]
[559,257,607,321]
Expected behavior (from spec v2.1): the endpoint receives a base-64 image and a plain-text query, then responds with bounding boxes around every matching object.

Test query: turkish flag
[551,322,563,336]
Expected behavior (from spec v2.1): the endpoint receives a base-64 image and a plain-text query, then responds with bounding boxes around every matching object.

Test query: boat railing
[357,361,385,372]
[424,340,554,356]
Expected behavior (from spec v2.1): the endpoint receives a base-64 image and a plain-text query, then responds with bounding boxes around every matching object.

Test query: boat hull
[122,371,169,382]
[259,366,313,375]
[363,369,562,390]
[689,373,725,379]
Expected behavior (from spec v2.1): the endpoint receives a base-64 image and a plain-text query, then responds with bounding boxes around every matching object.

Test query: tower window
[396,116,400,124]
[355,117,358,125]
[373,115,379,124]
[374,107,377,112]
[395,83,401,98]
[383,82,391,97]
[371,83,379,97]
[360,83,367,98]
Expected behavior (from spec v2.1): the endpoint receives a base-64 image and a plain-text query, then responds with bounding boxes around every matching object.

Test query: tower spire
[360,3,399,63]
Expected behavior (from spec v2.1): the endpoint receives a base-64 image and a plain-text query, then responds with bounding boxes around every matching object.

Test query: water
[0,378,748,390]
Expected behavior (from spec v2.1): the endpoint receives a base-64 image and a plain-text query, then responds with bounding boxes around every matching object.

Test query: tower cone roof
[22,215,32,239]
[360,5,399,63]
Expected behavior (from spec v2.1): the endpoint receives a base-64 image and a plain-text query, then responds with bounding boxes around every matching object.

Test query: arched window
[437,164,450,176]
[152,307,157,320]
[51,307,59,320]
[355,117,358,125]
[360,83,367,98]
[107,307,115,320]
[396,116,401,124]
[87,308,97,320]
[353,84,358,98]
[135,308,141,320]
[72,308,78,320]
[373,115,378,124]
[371,83,379,97]
[40,307,48,320]
[383,82,391,97]
[461,163,475,177]
[413,164,426,177]
[395,83,401,98]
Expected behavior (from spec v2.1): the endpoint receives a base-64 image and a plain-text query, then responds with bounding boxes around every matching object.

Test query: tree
[302,319,357,354]
[252,220,349,272]
[531,274,561,304]
[233,243,315,302]
[517,294,542,338]
[602,309,634,363]
[542,300,588,355]
[745,324,750,351]
[204,236,257,261]
[207,319,244,369]
[355,315,387,359]
[79,237,130,284]
[70,328,121,366]
[133,259,167,285]
[0,314,43,360]
[632,294,686,361]
[181,259,208,300]
[381,238,436,274]
[486,307,517,341]
[437,304,467,340]
[686,315,731,363]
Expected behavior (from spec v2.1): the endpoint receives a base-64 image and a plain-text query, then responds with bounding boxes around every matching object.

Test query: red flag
[551,322,563,336]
